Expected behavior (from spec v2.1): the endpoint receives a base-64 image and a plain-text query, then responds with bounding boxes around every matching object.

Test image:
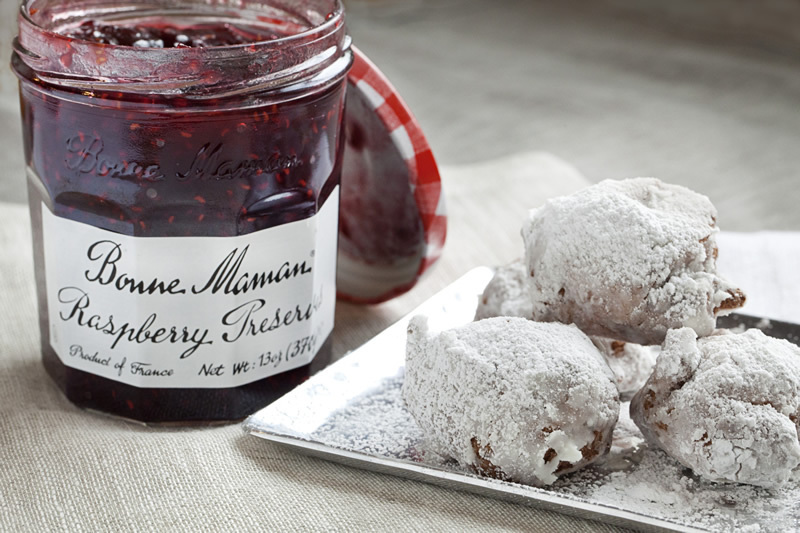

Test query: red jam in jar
[13,0,352,423]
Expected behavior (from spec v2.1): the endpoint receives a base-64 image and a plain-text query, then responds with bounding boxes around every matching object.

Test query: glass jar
[13,0,352,423]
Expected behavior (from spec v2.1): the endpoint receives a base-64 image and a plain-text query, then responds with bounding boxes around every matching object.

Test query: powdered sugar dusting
[250,266,799,531]
[591,338,659,398]
[311,376,421,459]
[521,178,745,345]
[310,380,800,531]
[401,316,619,486]
[474,260,534,320]
[631,328,800,488]
[476,261,658,396]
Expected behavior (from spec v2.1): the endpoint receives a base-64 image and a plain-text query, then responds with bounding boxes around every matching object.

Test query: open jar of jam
[13,0,353,423]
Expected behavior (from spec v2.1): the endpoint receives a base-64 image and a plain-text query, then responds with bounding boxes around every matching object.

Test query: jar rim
[19,0,345,52]
[14,0,350,97]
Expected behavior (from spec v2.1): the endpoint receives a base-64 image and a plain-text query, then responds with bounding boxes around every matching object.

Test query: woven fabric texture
[9,153,765,532]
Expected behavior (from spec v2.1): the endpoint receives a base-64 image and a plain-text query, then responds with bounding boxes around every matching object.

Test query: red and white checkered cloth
[341,47,446,302]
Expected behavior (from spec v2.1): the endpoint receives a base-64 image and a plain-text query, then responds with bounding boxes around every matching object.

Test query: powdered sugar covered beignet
[474,260,533,320]
[591,338,658,397]
[630,327,800,488]
[476,261,656,395]
[403,316,619,485]
[522,178,745,345]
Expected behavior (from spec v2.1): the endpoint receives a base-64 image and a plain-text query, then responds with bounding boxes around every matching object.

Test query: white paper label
[41,187,338,389]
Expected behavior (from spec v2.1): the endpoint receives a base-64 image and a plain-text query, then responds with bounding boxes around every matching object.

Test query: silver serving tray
[244,267,800,533]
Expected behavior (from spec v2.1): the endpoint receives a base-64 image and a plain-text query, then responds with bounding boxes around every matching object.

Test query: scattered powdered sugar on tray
[310,378,800,532]
[311,375,422,460]
[557,406,799,532]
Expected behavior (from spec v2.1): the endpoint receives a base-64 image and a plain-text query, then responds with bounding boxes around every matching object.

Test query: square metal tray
[244,267,800,532]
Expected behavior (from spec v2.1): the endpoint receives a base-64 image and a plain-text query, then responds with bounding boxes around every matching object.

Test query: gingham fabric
[345,47,447,301]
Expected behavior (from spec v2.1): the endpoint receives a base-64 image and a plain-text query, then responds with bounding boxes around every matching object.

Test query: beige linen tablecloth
[3,153,642,532]
[5,154,798,532]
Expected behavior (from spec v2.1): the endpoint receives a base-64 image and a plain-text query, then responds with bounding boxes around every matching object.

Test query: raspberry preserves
[13,0,352,423]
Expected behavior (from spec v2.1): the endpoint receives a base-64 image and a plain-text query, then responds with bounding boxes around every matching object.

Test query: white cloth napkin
[717,231,800,323]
